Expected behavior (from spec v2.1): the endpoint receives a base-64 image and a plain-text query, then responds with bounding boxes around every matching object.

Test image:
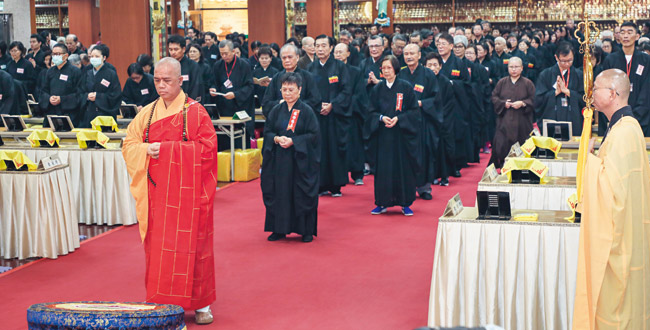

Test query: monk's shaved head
[596,68,630,102]
[155,57,181,78]
[508,56,523,67]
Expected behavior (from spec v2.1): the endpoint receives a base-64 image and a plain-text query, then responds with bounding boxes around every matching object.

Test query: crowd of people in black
[2,20,650,241]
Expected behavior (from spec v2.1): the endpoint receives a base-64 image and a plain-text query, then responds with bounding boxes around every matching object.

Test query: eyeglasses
[368,45,383,49]
[557,58,573,64]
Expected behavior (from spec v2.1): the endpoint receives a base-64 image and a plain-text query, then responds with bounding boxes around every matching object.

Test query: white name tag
[140,88,149,95]
[224,79,233,89]
[1,65,6,70]
[16,68,24,74]
[211,54,217,59]
[101,79,110,87]
[0,94,3,100]
[182,74,189,82]
[561,97,568,107]
[637,64,644,76]
[60,74,68,81]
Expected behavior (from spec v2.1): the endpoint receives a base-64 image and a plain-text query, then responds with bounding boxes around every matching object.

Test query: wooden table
[0,165,80,259]
[428,207,579,329]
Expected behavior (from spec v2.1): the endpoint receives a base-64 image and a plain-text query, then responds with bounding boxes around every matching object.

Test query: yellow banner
[91,116,118,133]
[27,130,60,148]
[0,150,38,171]
[76,130,111,149]
[501,158,549,182]
[521,136,562,158]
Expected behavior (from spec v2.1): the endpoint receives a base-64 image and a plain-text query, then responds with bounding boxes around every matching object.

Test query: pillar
[248,0,286,49]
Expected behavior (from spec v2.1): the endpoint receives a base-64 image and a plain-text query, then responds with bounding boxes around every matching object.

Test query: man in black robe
[0,69,16,114]
[390,34,407,69]
[360,35,385,93]
[262,72,320,243]
[425,52,457,187]
[437,33,473,177]
[26,34,47,72]
[600,21,650,136]
[334,43,369,186]
[168,34,203,102]
[65,34,84,56]
[261,44,321,118]
[535,41,585,136]
[202,32,220,65]
[492,37,512,79]
[399,44,440,200]
[38,43,84,126]
[298,36,315,70]
[340,30,361,67]
[80,44,122,127]
[308,35,353,197]
[210,39,255,146]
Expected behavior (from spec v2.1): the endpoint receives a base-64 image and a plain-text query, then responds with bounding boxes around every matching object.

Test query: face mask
[52,55,64,66]
[90,57,103,68]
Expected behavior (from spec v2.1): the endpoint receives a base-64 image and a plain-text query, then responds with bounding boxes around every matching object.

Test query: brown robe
[489,76,535,168]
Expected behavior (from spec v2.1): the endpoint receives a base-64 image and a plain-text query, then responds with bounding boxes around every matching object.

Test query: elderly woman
[365,55,421,216]
[262,72,320,243]
[489,56,535,168]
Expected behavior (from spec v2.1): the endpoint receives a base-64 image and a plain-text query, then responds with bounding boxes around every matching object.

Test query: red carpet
[0,154,488,329]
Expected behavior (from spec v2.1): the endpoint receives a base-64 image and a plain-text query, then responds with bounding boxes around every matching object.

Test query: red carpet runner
[0,154,488,329]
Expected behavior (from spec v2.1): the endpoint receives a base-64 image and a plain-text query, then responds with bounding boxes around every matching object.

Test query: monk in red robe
[122,57,218,325]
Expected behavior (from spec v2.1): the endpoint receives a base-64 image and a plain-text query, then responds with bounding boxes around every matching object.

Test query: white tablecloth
[478,176,576,211]
[0,166,80,259]
[1,145,137,225]
[428,208,580,330]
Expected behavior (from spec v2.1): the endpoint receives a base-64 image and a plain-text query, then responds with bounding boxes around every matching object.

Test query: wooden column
[307,0,333,37]
[68,0,100,47]
[99,0,150,85]
[248,0,286,49]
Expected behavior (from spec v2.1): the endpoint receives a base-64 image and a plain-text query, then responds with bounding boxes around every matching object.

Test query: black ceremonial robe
[308,56,353,190]
[398,64,441,186]
[122,73,158,107]
[202,44,220,65]
[534,65,585,136]
[26,49,47,72]
[346,63,369,179]
[492,51,511,79]
[601,50,650,136]
[197,59,213,104]
[441,54,474,169]
[211,56,255,144]
[262,99,320,236]
[364,79,421,207]
[179,56,203,102]
[360,55,384,93]
[80,64,122,127]
[0,69,16,114]
[464,57,487,160]
[490,76,536,168]
[432,72,458,180]
[7,57,37,95]
[38,61,84,126]
[252,65,278,108]
[478,57,499,142]
[261,68,321,118]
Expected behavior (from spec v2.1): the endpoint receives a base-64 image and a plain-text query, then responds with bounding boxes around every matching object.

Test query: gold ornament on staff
[574,15,600,204]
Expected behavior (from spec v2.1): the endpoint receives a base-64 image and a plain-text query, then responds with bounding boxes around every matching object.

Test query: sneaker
[371,206,387,215]
[331,192,343,197]
[354,179,364,186]
[483,147,491,154]
[440,178,449,186]
[267,233,286,241]
[433,178,440,185]
[452,170,462,178]
[318,191,331,196]
[402,207,414,216]
[419,192,433,200]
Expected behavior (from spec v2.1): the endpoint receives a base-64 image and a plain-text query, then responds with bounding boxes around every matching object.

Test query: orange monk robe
[573,116,650,329]
[122,91,218,310]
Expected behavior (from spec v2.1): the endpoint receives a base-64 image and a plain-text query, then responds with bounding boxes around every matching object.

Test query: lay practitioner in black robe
[80,44,122,128]
[492,37,512,79]
[334,42,369,185]
[251,47,278,109]
[399,44,440,200]
[340,30,361,67]
[167,35,203,102]
[364,55,421,216]
[476,43,499,149]
[7,41,37,96]
[535,42,585,136]
[210,39,255,148]
[425,52,458,187]
[490,57,536,168]
[262,73,320,243]
[187,44,213,105]
[600,22,650,136]
[513,40,539,84]
[39,43,84,127]
[202,32,220,66]
[308,35,353,196]
[360,35,386,93]
[0,69,16,114]
[261,44,321,118]
[26,34,47,73]
[122,63,158,108]
[437,33,473,176]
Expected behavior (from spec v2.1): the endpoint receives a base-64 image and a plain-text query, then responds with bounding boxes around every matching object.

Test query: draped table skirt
[0,166,80,259]
[428,207,580,330]
[1,145,137,226]
[478,176,576,211]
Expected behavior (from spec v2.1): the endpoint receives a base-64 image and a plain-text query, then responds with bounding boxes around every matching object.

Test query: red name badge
[451,70,460,77]
[396,93,403,111]
[286,109,301,132]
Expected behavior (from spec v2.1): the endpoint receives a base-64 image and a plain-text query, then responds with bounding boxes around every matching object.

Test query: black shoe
[440,178,449,186]
[267,233,286,241]
[433,179,440,185]
[452,170,462,178]
[419,192,433,200]
[302,235,313,242]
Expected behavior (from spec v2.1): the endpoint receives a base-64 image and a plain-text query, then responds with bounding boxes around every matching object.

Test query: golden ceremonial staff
[575,14,600,204]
